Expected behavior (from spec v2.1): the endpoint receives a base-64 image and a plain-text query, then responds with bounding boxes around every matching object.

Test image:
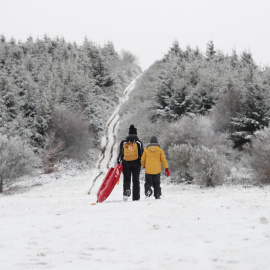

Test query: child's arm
[160,149,168,169]
[161,150,169,177]
[141,150,146,168]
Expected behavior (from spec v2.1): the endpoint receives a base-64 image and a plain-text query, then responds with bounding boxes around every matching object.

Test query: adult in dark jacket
[117,125,144,201]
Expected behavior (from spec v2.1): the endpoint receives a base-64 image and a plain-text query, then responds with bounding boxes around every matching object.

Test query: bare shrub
[168,143,230,186]
[49,108,94,161]
[163,115,232,156]
[42,132,65,174]
[0,135,40,193]
[210,89,241,132]
[168,144,194,183]
[248,127,270,184]
[189,146,231,187]
[120,49,138,65]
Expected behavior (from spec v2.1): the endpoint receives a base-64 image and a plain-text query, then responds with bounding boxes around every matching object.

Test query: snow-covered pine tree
[83,40,114,87]
[0,73,18,126]
[154,62,173,120]
[206,41,216,61]
[169,80,192,120]
[230,49,238,68]
[162,40,184,62]
[231,83,270,149]
[102,41,118,61]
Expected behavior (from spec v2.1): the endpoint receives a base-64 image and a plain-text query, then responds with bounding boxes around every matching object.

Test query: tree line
[118,41,270,185]
[0,35,141,192]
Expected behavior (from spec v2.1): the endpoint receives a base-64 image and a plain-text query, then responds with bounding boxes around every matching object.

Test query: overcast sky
[1,0,269,70]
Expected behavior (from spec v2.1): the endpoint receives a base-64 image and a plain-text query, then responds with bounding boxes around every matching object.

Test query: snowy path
[88,77,138,196]
[1,78,270,270]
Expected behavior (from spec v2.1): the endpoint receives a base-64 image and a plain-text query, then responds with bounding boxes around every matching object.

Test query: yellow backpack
[124,142,138,161]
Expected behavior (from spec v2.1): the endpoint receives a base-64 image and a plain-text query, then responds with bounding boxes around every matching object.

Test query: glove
[165,168,170,177]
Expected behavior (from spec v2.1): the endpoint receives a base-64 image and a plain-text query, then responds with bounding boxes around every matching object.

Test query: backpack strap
[117,139,127,164]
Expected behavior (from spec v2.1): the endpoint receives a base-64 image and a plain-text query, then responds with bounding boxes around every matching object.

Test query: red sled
[96,164,123,203]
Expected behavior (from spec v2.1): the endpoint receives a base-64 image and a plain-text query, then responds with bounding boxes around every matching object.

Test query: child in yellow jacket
[141,135,169,199]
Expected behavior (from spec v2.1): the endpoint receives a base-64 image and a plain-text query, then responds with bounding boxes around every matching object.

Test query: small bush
[168,143,230,186]
[42,132,65,174]
[163,115,232,156]
[189,146,231,186]
[248,127,270,184]
[0,135,40,192]
[168,144,194,183]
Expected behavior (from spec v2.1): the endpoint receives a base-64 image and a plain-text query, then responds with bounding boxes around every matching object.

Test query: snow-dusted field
[1,172,270,270]
[1,79,270,270]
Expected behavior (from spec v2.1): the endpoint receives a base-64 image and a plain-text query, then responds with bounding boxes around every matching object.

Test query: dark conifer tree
[206,41,216,60]
[231,83,270,149]
[0,35,141,150]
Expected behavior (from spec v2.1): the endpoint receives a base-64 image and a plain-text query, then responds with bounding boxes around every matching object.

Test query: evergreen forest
[118,41,270,186]
[1,36,270,192]
[0,36,141,191]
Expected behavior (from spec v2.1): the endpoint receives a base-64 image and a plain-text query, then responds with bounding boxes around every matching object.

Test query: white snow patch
[1,179,270,270]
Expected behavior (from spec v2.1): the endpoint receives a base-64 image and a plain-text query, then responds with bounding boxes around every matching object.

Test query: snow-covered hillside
[1,79,270,270]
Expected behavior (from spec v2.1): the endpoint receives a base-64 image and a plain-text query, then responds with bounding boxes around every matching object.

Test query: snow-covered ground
[1,79,270,270]
[1,174,270,270]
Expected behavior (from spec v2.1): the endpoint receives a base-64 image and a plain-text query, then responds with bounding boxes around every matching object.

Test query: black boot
[123,189,131,201]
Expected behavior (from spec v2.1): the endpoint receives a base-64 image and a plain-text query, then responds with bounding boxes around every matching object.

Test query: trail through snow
[88,77,138,197]
[1,78,270,270]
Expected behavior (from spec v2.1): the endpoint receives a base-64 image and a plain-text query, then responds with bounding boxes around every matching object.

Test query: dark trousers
[145,173,161,199]
[122,159,141,200]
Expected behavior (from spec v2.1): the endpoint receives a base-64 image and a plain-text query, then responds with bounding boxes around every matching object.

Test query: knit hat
[129,125,137,135]
[150,135,158,144]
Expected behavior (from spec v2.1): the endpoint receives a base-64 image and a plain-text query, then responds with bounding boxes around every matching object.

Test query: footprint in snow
[260,217,269,224]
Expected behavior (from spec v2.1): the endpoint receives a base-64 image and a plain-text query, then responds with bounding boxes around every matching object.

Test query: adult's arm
[117,140,125,164]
